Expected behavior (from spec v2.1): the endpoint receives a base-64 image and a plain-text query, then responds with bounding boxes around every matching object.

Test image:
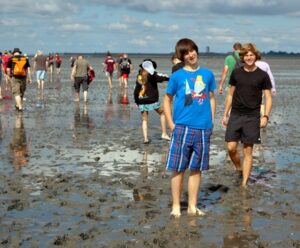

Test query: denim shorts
[166,125,212,172]
[138,101,160,112]
[36,70,46,80]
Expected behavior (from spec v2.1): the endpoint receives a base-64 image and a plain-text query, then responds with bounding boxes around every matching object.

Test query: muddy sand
[0,71,300,247]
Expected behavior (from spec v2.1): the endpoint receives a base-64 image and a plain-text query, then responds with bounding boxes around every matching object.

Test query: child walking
[164,38,216,217]
[133,59,170,144]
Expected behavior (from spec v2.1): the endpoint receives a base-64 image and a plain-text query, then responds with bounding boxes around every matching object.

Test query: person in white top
[255,54,276,95]
[255,54,276,116]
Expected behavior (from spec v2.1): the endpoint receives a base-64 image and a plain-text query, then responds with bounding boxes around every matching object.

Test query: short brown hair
[175,38,198,62]
[233,42,242,50]
[239,43,260,62]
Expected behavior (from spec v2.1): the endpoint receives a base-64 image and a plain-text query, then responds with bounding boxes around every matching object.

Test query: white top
[255,60,276,92]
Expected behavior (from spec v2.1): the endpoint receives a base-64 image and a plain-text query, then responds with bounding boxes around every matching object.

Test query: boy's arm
[209,92,216,122]
[261,89,272,128]
[163,93,175,131]
[218,65,228,94]
[221,85,235,128]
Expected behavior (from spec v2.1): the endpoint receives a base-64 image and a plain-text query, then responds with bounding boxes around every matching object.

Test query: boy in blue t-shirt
[164,38,216,217]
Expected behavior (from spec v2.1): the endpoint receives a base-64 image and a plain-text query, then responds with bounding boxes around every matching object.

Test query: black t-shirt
[229,67,272,115]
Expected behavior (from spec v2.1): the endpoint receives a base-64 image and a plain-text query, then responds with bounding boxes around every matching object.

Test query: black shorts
[74,76,88,92]
[225,113,261,144]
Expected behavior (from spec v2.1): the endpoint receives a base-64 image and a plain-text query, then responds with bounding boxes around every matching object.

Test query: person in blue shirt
[164,38,216,217]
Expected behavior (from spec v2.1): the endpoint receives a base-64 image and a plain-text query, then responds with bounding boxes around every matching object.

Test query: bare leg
[83,91,88,102]
[227,141,242,172]
[156,108,170,140]
[171,171,185,217]
[141,111,149,143]
[74,92,80,102]
[108,76,113,89]
[187,171,204,215]
[123,77,128,88]
[15,95,22,110]
[242,144,254,188]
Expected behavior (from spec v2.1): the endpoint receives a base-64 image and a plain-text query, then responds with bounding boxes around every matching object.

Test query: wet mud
[0,56,300,247]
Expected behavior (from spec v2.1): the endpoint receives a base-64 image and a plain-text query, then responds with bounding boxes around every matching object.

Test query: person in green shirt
[218,42,242,94]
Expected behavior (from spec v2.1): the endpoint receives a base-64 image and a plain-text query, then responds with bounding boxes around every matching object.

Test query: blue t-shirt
[166,67,216,129]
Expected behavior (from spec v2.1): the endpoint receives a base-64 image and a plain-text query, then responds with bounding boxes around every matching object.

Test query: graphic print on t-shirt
[185,75,207,106]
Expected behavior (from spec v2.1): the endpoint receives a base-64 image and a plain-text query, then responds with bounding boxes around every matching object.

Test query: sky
[1,0,300,54]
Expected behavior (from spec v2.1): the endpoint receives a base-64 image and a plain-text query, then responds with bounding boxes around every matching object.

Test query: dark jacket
[134,70,169,105]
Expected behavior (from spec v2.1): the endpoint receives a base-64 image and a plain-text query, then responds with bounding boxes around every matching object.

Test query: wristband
[263,115,269,121]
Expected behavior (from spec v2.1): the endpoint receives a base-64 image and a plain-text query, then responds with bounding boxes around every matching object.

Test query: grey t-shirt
[34,54,47,71]
[74,58,90,77]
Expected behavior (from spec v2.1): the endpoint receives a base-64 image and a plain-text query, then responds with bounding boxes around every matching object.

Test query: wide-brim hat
[12,48,22,54]
[139,59,157,75]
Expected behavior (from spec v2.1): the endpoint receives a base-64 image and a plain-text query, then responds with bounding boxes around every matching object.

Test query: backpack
[120,58,130,71]
[12,56,27,76]
[232,52,244,69]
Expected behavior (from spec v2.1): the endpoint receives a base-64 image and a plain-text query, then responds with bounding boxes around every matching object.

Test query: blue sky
[1,0,300,54]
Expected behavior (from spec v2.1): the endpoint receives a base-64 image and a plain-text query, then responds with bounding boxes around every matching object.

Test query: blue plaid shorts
[166,125,212,172]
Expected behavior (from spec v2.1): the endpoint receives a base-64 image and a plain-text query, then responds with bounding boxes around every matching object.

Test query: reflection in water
[116,86,130,123]
[72,103,94,143]
[118,86,129,105]
[9,113,30,171]
[222,193,259,248]
[133,144,169,202]
[104,90,114,122]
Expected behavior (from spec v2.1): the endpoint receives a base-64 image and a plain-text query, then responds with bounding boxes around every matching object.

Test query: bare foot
[161,134,170,141]
[170,210,181,218]
[187,208,205,217]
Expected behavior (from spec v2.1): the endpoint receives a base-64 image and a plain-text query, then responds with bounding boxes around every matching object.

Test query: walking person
[133,59,170,144]
[255,53,276,116]
[102,52,115,89]
[0,53,4,99]
[55,53,62,76]
[47,53,54,81]
[2,50,12,88]
[116,54,123,87]
[71,55,93,102]
[33,50,48,90]
[219,42,242,95]
[119,54,132,88]
[164,38,216,217]
[221,43,272,188]
[6,48,32,111]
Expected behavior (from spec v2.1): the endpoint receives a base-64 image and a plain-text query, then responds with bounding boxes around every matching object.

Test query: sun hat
[141,60,155,75]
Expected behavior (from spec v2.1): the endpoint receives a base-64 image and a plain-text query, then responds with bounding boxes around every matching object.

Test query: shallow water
[0,54,300,247]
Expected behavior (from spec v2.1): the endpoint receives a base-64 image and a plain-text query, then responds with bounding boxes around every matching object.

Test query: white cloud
[105,22,128,31]
[60,23,92,32]
[129,39,148,46]
[0,19,20,27]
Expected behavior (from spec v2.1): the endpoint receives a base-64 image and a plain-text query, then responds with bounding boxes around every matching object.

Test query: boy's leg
[187,171,204,215]
[171,171,184,216]
[242,144,254,188]
[227,141,242,172]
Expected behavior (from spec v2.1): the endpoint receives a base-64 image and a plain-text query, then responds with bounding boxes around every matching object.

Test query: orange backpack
[12,56,27,76]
